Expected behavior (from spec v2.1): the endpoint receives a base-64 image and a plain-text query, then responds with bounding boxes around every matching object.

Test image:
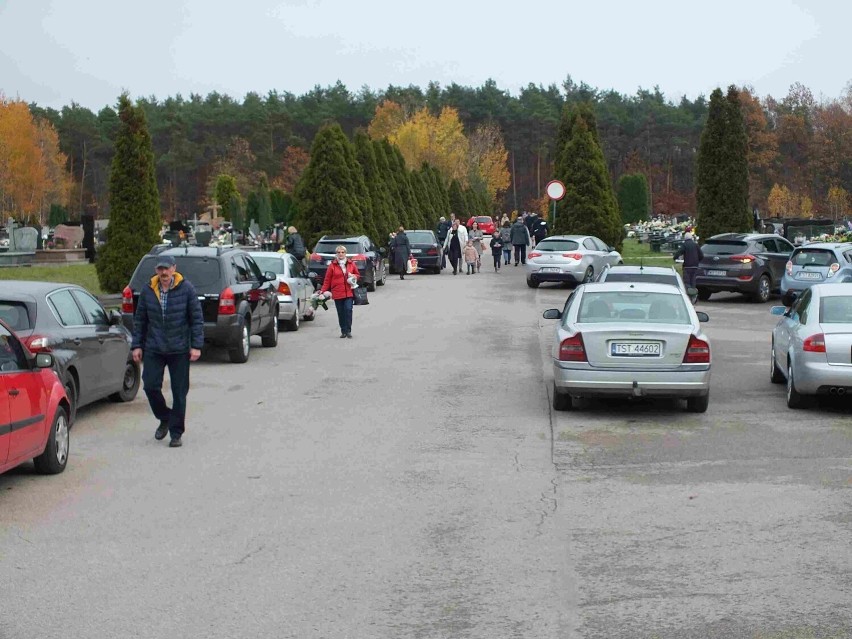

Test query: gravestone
[12,227,37,252]
[53,224,84,248]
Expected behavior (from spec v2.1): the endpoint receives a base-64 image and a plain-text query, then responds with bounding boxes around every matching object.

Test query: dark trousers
[334,297,354,335]
[493,253,501,270]
[514,244,527,264]
[143,351,191,438]
[683,267,698,288]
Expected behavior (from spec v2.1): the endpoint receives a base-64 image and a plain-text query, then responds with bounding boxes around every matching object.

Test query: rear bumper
[553,362,710,398]
[527,264,584,283]
[792,359,852,394]
[695,273,758,294]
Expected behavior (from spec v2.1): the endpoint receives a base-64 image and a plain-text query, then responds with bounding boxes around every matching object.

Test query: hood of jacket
[148,272,185,301]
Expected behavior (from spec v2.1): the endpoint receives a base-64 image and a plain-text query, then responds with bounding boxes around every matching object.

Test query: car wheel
[752,274,771,303]
[33,406,69,475]
[366,269,377,292]
[526,278,540,289]
[786,362,806,409]
[552,384,572,411]
[261,309,279,346]
[697,288,712,301]
[582,266,594,283]
[770,341,785,384]
[229,318,251,363]
[109,361,141,402]
[282,304,300,331]
[686,393,709,413]
[63,374,78,425]
[376,264,386,286]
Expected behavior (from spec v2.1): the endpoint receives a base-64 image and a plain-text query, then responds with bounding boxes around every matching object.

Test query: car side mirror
[263,271,277,282]
[542,309,562,320]
[696,311,709,323]
[35,352,54,368]
[769,306,788,316]
[109,309,123,326]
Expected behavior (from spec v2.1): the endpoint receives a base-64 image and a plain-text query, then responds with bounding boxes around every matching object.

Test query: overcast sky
[1,0,848,112]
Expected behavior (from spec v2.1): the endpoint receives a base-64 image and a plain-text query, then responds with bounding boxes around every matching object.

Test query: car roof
[148,245,240,258]
[539,234,591,241]
[246,251,286,258]
[602,265,677,275]
[318,235,365,241]
[0,281,79,298]
[795,242,852,250]
[579,282,686,295]
[707,233,770,242]
[811,283,852,297]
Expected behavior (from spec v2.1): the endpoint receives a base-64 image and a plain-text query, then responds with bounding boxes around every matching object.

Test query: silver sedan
[543,282,711,412]
[525,235,622,288]
[248,252,314,331]
[770,283,852,408]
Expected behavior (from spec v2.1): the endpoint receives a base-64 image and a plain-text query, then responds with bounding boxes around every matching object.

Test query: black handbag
[353,286,369,305]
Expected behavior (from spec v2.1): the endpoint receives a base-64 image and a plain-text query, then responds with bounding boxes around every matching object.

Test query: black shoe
[155,421,168,441]
[340,333,346,338]
[400,275,404,280]
[169,436,182,448]
[345,333,352,339]
[514,262,518,266]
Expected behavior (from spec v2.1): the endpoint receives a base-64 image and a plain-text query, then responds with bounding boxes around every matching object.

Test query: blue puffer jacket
[131,273,204,354]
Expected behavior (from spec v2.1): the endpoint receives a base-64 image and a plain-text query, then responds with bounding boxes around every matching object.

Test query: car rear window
[791,249,835,267]
[475,216,492,224]
[702,241,749,256]
[577,291,691,325]
[603,273,680,286]
[405,232,436,244]
[131,256,223,293]
[0,301,32,331]
[534,240,580,252]
[819,296,852,323]
[314,242,361,254]
[251,255,286,274]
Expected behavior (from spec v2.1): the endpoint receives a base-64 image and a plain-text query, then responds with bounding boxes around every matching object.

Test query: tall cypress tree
[353,130,393,241]
[426,165,451,218]
[616,173,650,223]
[387,144,417,229]
[334,126,370,239]
[228,193,244,233]
[256,175,272,229]
[96,93,161,293]
[448,179,467,220]
[372,140,401,229]
[410,170,433,229]
[696,87,751,241]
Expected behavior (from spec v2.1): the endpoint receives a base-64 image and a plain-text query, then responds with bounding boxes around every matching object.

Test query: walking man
[510,216,532,265]
[673,232,703,290]
[131,255,204,448]
[436,216,451,269]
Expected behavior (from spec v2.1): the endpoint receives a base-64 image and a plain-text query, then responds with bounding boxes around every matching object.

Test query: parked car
[466,215,495,235]
[695,233,794,303]
[308,235,387,291]
[247,251,314,331]
[0,320,70,476]
[122,246,279,363]
[525,235,622,288]
[597,264,696,304]
[0,282,140,424]
[770,283,852,408]
[402,230,443,274]
[543,282,711,413]
[780,242,852,295]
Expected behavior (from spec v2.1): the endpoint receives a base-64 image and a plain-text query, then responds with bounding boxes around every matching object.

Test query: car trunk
[578,324,695,369]
[699,240,753,276]
[791,249,836,284]
[821,324,852,366]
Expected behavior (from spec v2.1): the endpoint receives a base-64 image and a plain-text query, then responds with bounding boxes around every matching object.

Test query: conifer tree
[354,131,395,240]
[616,173,650,223]
[372,140,402,228]
[245,192,260,228]
[448,179,467,219]
[214,174,239,220]
[228,193,244,233]
[425,165,451,218]
[256,175,272,229]
[410,170,433,229]
[333,126,369,237]
[385,143,416,228]
[96,93,161,293]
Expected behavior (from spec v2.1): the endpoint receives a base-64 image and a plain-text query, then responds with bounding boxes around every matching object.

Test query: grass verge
[0,263,102,295]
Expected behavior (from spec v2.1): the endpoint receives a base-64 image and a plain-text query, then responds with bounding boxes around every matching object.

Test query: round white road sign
[546,180,566,200]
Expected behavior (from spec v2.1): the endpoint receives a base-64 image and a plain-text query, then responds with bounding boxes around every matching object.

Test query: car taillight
[24,335,51,352]
[826,263,840,278]
[218,287,236,315]
[803,333,826,353]
[682,335,710,364]
[559,333,587,362]
[309,252,322,262]
[122,285,134,314]
[426,247,439,255]
[785,260,793,275]
[352,253,367,266]
[277,282,291,295]
[528,251,542,259]
[729,255,754,264]
[563,253,583,260]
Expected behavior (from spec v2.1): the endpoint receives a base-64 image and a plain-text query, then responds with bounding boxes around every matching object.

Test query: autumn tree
[96,94,161,293]
[767,184,797,218]
[739,87,779,209]
[616,173,650,223]
[467,122,511,205]
[272,145,310,193]
[256,175,272,229]
[214,174,239,220]
[367,100,406,141]
[827,186,849,220]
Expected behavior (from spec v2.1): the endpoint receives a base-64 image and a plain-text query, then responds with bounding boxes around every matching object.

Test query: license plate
[411,249,422,254]
[706,269,726,277]
[540,267,560,273]
[611,342,661,357]
[796,271,822,280]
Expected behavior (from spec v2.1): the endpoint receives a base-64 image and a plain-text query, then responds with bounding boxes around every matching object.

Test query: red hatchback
[0,320,70,476]
[466,215,495,235]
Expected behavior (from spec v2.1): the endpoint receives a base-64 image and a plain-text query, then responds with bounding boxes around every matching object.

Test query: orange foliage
[272,146,310,193]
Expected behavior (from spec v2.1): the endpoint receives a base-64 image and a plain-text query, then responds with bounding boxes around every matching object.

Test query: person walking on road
[489,230,504,272]
[131,254,204,448]
[532,217,548,247]
[320,245,360,338]
[436,216,451,269]
[443,219,468,275]
[391,226,411,280]
[285,226,306,261]
[673,232,703,289]
[463,240,479,275]
[499,220,513,266]
[510,216,532,266]
[468,221,485,273]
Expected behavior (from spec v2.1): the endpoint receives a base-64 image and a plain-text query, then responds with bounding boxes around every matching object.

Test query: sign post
[545,180,566,229]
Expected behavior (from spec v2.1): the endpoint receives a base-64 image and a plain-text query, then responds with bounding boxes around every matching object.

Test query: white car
[543,282,711,412]
[525,235,622,288]
[248,252,313,331]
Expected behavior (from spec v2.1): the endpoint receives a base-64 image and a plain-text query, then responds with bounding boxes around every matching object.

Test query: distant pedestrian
[391,226,411,280]
[320,246,360,339]
[443,219,468,275]
[532,218,548,246]
[499,221,513,265]
[510,216,532,265]
[489,230,504,272]
[469,221,485,273]
[131,254,204,448]
[463,240,478,275]
[673,232,703,289]
[436,216,451,269]
[285,226,306,261]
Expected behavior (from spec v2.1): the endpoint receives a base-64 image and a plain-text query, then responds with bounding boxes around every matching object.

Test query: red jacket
[321,259,360,300]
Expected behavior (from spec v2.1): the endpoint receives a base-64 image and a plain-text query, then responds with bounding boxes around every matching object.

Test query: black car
[400,230,443,274]
[695,233,795,302]
[308,235,387,291]
[122,246,279,363]
[0,282,140,424]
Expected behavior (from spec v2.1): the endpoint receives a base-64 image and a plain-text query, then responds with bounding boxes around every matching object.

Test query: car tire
[282,304,300,332]
[786,362,806,409]
[229,317,251,363]
[697,288,712,301]
[261,309,279,347]
[526,278,540,289]
[109,361,141,402]
[552,384,572,411]
[33,406,69,475]
[752,274,771,303]
[63,374,78,425]
[376,264,387,286]
[686,393,709,413]
[770,342,785,384]
[582,266,594,283]
[366,273,377,292]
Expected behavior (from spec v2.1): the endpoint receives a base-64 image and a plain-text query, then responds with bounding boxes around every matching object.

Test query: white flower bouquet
[310,291,332,310]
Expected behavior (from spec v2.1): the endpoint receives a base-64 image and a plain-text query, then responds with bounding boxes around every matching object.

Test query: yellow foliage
[367,101,406,141]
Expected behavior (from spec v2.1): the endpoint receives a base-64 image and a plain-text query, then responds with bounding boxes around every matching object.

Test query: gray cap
[155,254,176,269]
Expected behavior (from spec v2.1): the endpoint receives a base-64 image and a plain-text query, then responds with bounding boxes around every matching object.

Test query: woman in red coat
[320,246,360,338]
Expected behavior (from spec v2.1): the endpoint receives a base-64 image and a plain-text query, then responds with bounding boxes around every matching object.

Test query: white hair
[684,232,693,240]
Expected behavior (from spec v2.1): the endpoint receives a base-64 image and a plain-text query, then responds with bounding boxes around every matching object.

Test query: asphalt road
[1,261,850,639]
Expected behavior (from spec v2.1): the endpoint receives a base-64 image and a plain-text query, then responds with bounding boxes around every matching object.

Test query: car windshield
[0,301,33,331]
[535,240,580,252]
[251,256,286,274]
[475,217,492,224]
[819,296,852,323]
[405,232,435,244]
[791,249,835,267]
[131,256,223,293]
[701,241,749,256]
[577,291,691,325]
[603,273,680,286]
[315,242,361,255]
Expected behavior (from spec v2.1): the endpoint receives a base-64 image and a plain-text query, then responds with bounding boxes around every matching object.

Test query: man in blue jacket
[131,255,204,448]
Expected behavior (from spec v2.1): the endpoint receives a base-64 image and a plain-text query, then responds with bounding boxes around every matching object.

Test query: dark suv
[695,233,795,302]
[122,246,279,363]
[309,235,387,291]
[395,230,443,274]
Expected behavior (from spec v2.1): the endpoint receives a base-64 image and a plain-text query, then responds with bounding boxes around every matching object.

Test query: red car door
[0,376,9,465]
[1,329,48,460]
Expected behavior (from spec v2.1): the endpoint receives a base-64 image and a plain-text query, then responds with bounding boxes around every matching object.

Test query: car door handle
[73,338,82,345]
[8,388,18,397]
